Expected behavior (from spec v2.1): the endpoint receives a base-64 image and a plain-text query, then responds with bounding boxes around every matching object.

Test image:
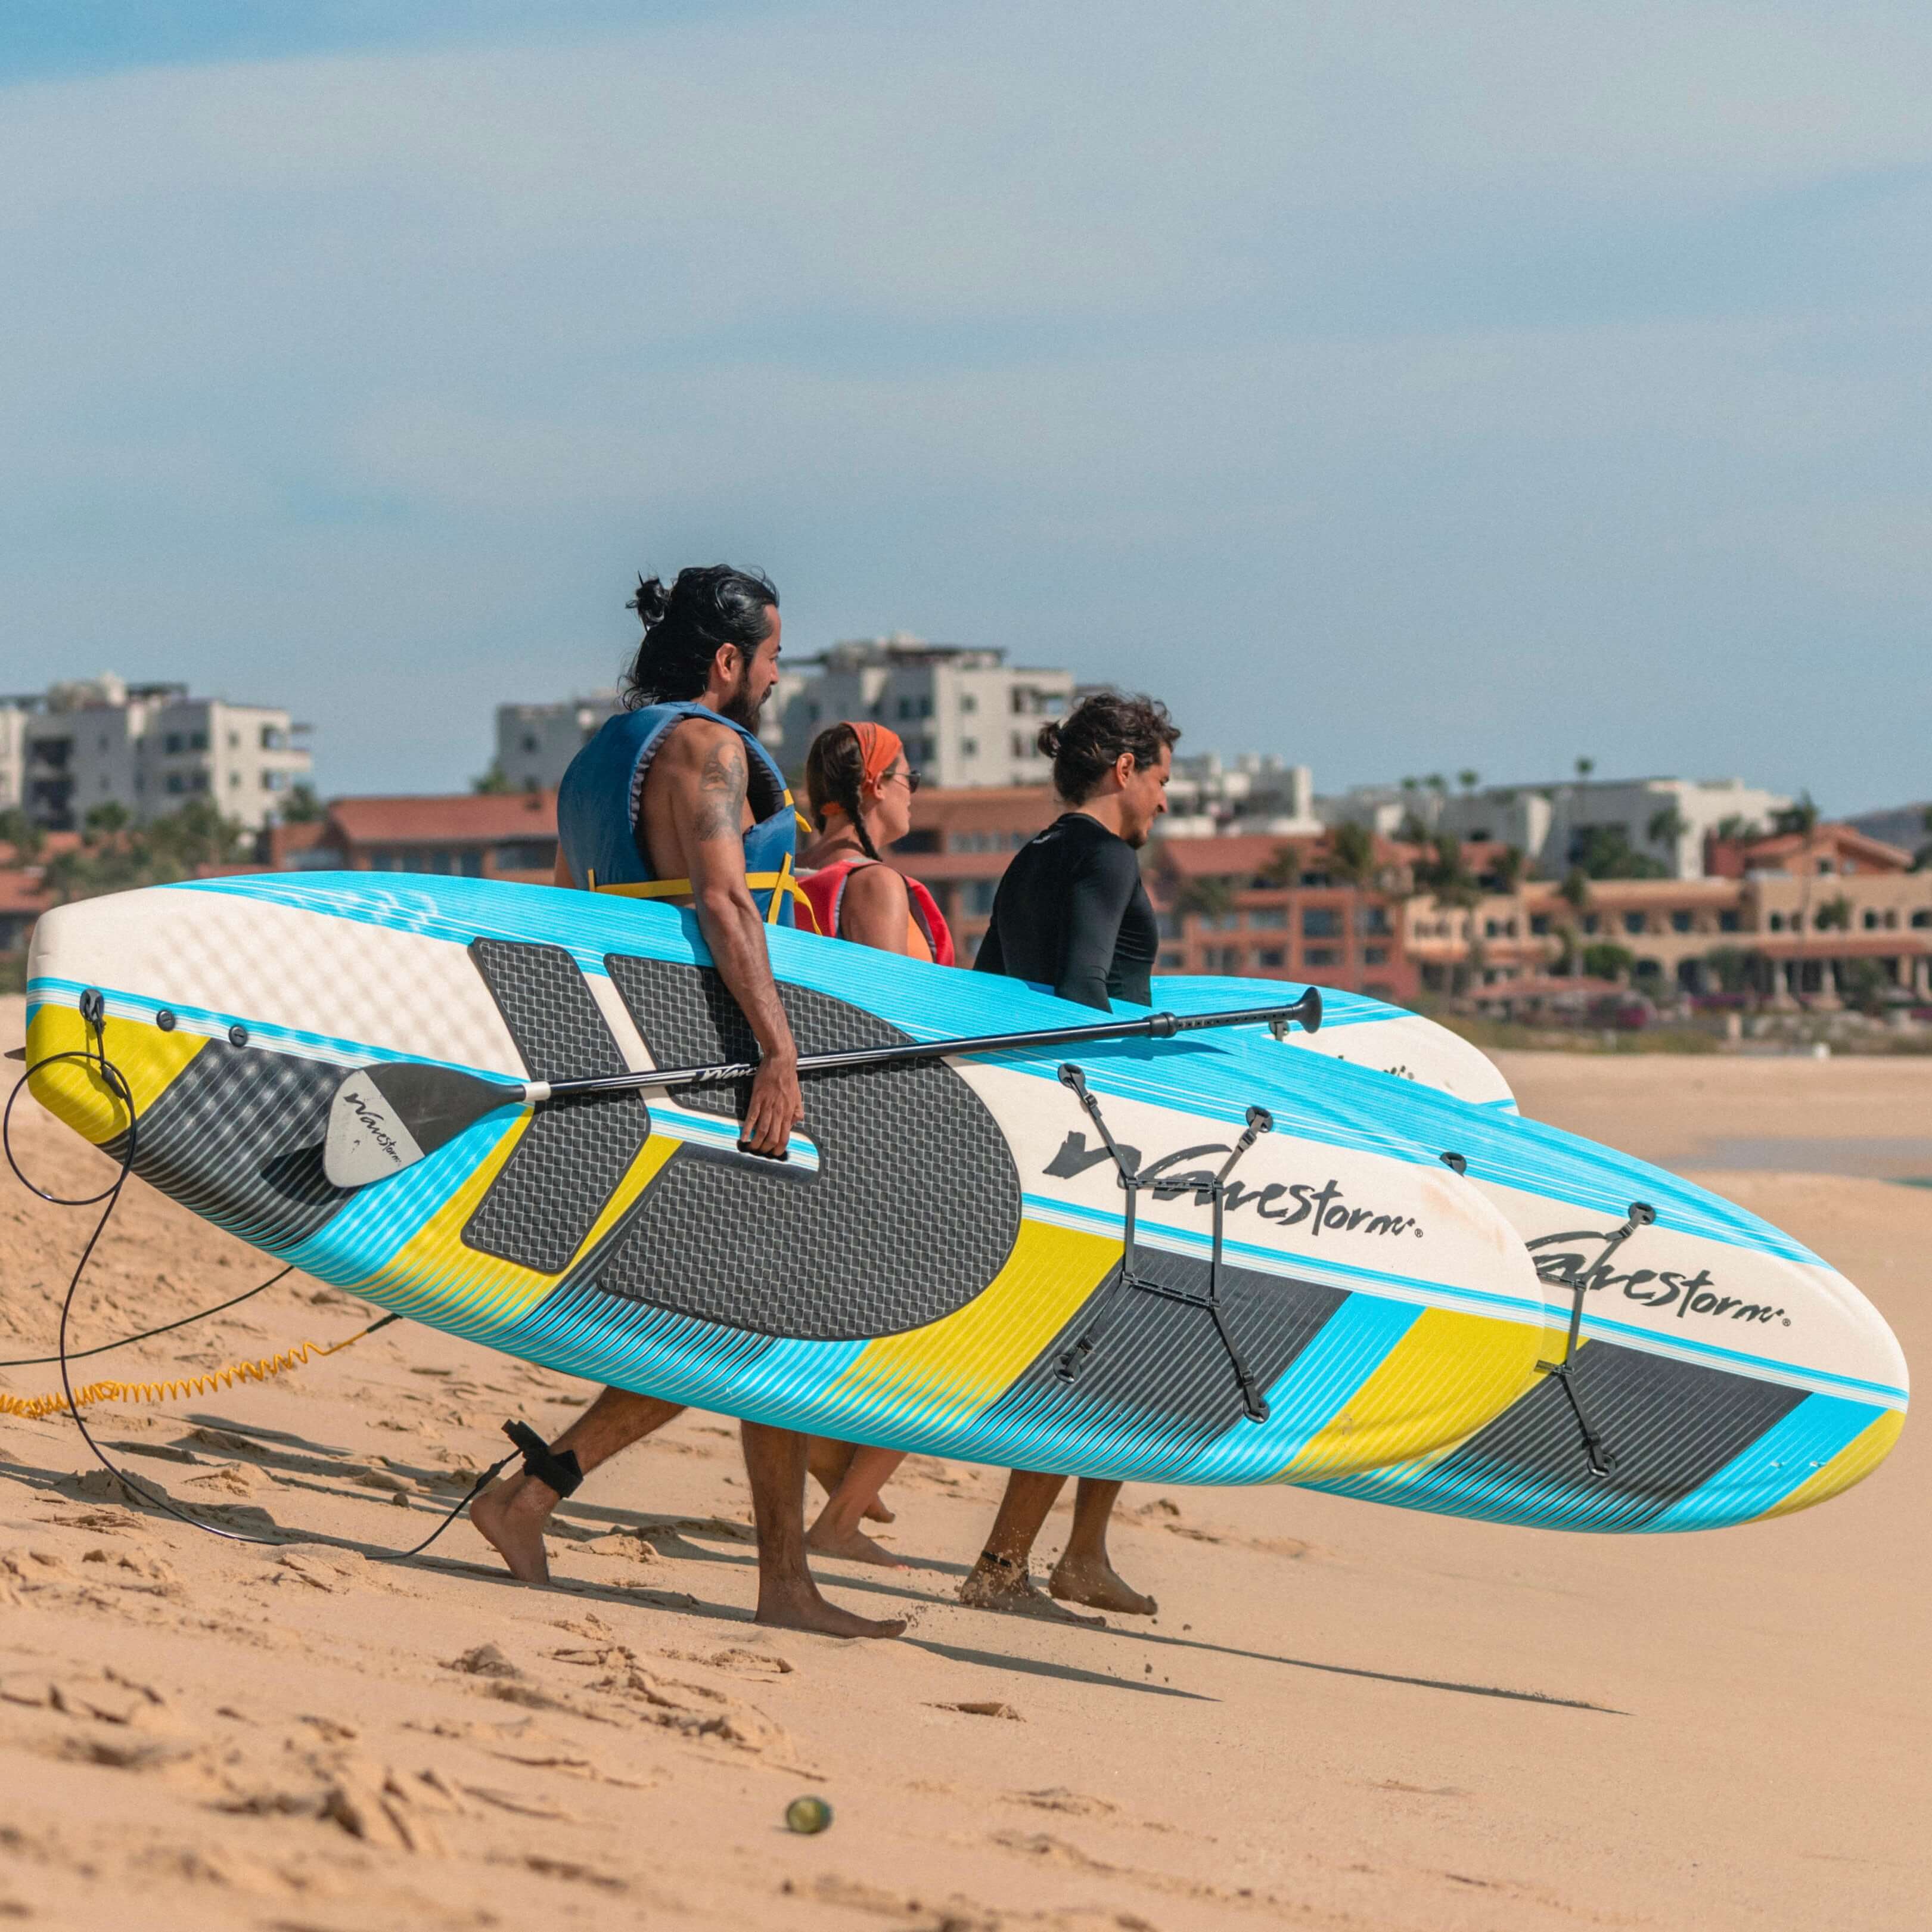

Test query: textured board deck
[24,875,1559,1488]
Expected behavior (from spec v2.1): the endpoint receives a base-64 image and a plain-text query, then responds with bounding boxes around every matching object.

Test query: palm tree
[1647,803,1689,850]
[1457,769,1480,794]
[1574,756,1594,780]
[1327,821,1377,888]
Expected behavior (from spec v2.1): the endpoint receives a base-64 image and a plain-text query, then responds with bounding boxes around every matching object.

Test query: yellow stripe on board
[25,1006,206,1145]
[1758,1408,1906,1521]
[354,1125,681,1333]
[832,1219,1121,1432]
[1277,1306,1543,1481]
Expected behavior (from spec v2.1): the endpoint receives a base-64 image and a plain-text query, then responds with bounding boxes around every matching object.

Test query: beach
[2,997,1925,1931]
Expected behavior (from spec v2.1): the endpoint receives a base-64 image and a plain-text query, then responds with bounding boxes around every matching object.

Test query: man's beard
[718,681,765,732]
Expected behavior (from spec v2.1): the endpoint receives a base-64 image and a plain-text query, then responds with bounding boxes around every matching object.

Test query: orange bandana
[823,721,903,818]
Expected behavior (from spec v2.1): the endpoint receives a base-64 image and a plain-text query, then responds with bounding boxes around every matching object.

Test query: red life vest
[798,859,955,966]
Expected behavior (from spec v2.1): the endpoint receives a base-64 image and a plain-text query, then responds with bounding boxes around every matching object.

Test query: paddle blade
[324,1063,523,1189]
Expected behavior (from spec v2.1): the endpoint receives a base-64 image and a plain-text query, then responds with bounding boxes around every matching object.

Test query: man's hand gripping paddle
[321,989,1322,1191]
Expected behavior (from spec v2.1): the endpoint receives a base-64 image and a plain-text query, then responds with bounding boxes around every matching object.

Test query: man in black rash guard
[973,811,1161,1010]
[962,690,1179,1626]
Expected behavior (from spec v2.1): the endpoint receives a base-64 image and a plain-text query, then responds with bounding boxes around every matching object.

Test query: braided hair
[620,565,778,707]
[803,723,881,861]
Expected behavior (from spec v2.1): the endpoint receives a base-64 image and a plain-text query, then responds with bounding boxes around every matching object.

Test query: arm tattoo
[691,737,748,843]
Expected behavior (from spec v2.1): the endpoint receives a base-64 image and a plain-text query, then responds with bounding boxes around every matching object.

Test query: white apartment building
[0,674,312,832]
[1164,752,1321,838]
[771,636,1073,788]
[1315,774,1790,880]
[495,692,623,793]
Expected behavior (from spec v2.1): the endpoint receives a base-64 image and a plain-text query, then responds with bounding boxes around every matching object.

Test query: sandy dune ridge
[2,998,1925,1930]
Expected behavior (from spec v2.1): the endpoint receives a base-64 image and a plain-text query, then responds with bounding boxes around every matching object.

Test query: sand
[2,1001,1924,1931]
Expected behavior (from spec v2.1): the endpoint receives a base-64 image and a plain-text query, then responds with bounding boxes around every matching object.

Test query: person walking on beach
[793,718,953,1564]
[959,689,1178,1625]
[469,564,904,1641]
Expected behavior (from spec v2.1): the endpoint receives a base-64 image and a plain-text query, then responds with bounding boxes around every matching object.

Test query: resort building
[0,675,312,833]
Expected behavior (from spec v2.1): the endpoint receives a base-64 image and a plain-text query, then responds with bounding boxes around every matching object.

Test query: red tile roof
[326,792,558,844]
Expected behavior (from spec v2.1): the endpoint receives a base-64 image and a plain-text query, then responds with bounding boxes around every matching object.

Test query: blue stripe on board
[1645,1394,1886,1532]
[1575,1319,1908,1408]
[167,875,1836,1273]
[28,974,455,1074]
[1175,1294,1425,1482]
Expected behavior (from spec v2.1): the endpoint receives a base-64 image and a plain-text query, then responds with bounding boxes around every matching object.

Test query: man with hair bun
[470,564,903,1640]
[962,688,1179,1624]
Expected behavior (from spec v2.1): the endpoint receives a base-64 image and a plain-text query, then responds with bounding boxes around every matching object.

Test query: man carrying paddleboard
[961,690,1177,1625]
[469,565,905,1641]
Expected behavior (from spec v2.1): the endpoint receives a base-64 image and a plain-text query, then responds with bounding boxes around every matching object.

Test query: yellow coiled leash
[0,1314,398,1423]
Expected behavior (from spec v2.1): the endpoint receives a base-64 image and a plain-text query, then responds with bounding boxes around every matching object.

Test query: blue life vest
[556,701,805,927]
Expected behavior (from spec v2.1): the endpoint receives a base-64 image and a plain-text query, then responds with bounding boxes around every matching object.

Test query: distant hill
[1845,802,1930,853]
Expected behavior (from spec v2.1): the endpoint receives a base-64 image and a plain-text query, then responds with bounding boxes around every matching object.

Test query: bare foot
[864,1495,896,1524]
[959,1555,1106,1627]
[1049,1553,1157,1616]
[754,1579,906,1639]
[807,1518,906,1567]
[469,1473,555,1585]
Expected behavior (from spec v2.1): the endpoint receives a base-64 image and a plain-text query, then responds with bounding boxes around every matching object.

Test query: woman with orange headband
[795,720,952,1563]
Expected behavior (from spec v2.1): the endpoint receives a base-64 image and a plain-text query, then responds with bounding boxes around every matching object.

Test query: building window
[521,732,539,754]
[495,839,558,871]
[1248,907,1287,929]
[967,880,998,915]
[1769,912,1784,931]
[806,702,821,723]
[1302,908,1340,939]
[894,829,939,853]
[260,725,286,750]
[1672,911,1693,933]
[1913,910,1931,928]
[1582,914,1599,934]
[1530,914,1550,936]
[1212,946,1242,972]
[190,731,209,751]
[229,771,240,787]
[919,696,933,719]
[1304,946,1339,967]
[1622,912,1645,935]
[1719,910,1741,932]
[1359,906,1390,936]
[227,731,240,750]
[1159,949,1184,970]
[961,693,977,713]
[166,773,185,794]
[1363,944,1389,964]
[260,770,285,790]
[961,738,978,759]
[1862,909,1881,930]
[164,732,183,754]
[1257,948,1285,968]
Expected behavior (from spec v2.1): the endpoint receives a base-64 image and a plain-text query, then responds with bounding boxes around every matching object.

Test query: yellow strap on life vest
[588,866,812,924]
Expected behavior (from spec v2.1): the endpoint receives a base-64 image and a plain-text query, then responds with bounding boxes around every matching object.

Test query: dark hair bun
[1035,720,1063,760]
[1043,690,1181,805]
[628,575,670,626]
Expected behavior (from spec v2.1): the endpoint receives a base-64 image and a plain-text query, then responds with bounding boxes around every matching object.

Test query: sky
[1,2,1927,809]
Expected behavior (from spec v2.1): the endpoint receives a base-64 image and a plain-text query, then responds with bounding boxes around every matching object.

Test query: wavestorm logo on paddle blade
[1043,1132,1427,1240]
[324,1077,427,1189]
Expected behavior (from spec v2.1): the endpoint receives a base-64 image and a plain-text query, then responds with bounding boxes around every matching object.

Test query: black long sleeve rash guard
[973,810,1160,1011]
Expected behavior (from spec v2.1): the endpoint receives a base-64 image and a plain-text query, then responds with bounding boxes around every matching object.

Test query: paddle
[321,987,1322,1191]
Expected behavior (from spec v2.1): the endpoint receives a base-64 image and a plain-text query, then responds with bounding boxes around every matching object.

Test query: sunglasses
[884,766,922,794]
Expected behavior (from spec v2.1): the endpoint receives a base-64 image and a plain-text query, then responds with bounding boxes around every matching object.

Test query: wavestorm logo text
[1527,1228,1789,1327]
[1043,1133,1426,1239]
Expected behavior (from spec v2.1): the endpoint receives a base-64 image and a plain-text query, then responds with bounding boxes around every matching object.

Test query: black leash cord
[6,1045,512,1561]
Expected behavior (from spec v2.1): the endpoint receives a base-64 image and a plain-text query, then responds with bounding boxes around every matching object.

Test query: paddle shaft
[520,992,1320,1104]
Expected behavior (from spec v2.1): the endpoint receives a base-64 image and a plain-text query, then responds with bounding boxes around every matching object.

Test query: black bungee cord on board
[2,1001,517,1560]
